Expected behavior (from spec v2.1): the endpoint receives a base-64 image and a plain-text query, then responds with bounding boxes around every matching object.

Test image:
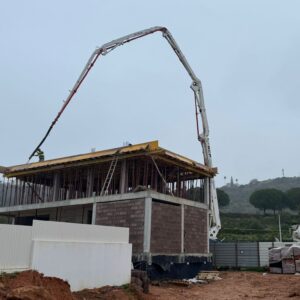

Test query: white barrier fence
[0,221,132,291]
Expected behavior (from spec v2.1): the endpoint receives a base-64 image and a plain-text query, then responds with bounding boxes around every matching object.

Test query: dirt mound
[0,271,151,300]
[0,270,74,300]
[74,285,135,300]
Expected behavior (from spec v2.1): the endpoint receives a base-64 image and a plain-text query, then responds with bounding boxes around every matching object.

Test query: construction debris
[197,271,222,281]
[183,278,207,284]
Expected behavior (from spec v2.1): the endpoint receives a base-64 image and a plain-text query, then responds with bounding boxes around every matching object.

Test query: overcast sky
[0,1,299,187]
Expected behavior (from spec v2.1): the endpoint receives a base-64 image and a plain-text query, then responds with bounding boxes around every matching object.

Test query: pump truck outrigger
[28,26,221,239]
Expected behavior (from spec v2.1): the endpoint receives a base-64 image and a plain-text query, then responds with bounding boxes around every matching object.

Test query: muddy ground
[1,270,300,299]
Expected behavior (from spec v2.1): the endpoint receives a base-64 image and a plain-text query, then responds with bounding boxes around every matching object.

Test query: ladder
[100,156,119,196]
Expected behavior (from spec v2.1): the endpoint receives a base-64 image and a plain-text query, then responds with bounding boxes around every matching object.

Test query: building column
[86,169,94,197]
[207,209,210,253]
[181,204,185,253]
[204,178,210,207]
[91,202,97,225]
[119,160,127,194]
[143,197,152,254]
[52,173,60,202]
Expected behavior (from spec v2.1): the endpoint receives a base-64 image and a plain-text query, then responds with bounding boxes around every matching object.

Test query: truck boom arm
[28,26,221,238]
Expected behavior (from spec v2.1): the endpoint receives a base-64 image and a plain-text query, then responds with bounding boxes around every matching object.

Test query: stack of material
[269,245,300,274]
[294,247,300,273]
[197,271,221,280]
[269,247,282,274]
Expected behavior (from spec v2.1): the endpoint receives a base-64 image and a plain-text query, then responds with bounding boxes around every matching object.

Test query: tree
[217,189,230,207]
[185,187,230,207]
[286,188,300,211]
[249,189,287,215]
[249,179,259,185]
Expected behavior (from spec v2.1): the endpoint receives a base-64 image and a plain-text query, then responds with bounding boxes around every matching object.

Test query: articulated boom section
[29,26,221,238]
[191,82,221,239]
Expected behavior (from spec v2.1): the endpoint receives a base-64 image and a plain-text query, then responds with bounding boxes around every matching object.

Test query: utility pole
[278,212,282,242]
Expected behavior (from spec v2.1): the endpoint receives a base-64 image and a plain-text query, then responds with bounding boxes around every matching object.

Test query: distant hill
[220,176,300,214]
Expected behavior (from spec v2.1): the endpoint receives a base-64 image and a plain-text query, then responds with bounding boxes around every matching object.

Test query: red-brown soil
[148,272,300,300]
[0,270,74,300]
[1,271,300,300]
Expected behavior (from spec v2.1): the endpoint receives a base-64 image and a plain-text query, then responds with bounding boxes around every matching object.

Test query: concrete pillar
[207,210,210,253]
[204,178,210,207]
[52,173,60,202]
[143,197,152,253]
[91,202,97,225]
[86,169,94,197]
[181,204,185,253]
[84,169,94,223]
[119,160,127,194]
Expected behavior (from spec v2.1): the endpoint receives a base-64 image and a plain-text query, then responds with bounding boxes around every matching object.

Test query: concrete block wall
[184,206,208,253]
[151,201,181,253]
[10,194,209,256]
[96,199,145,253]
[59,206,90,223]
[13,205,92,225]
[96,197,208,256]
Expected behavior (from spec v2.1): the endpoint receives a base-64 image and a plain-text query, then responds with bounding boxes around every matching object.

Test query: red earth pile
[0,270,74,300]
[0,270,147,300]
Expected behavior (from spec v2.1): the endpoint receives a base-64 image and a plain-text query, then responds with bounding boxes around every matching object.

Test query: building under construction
[0,140,217,277]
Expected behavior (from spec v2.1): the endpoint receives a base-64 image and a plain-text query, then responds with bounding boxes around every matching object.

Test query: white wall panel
[0,221,131,292]
[31,240,132,291]
[0,224,32,272]
[32,220,129,243]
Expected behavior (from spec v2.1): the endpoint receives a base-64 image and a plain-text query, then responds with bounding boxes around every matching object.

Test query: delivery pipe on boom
[28,26,221,238]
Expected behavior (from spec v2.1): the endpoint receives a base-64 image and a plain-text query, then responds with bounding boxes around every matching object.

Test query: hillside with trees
[218,212,299,241]
[220,176,300,214]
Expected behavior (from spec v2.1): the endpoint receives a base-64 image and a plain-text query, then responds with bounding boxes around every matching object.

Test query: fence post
[235,242,238,268]
[214,242,217,268]
[257,241,260,267]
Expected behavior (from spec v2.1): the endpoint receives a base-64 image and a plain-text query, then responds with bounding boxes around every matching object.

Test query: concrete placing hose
[27,26,221,238]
